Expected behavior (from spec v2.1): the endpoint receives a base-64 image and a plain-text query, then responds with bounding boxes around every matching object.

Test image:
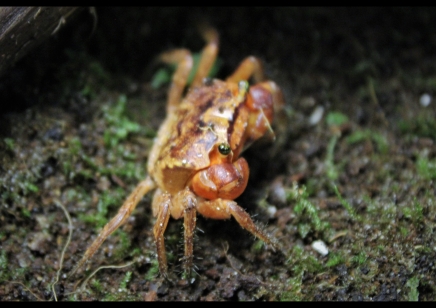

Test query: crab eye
[218,143,231,156]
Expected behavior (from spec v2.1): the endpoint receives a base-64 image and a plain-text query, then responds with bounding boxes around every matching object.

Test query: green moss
[0,250,9,281]
[130,247,142,257]
[346,129,389,154]
[103,95,140,149]
[145,258,160,281]
[68,137,82,156]
[251,239,265,253]
[286,182,303,202]
[398,114,436,140]
[406,276,419,301]
[325,135,339,181]
[151,68,172,89]
[62,50,110,101]
[416,155,436,180]
[325,252,345,267]
[332,184,359,221]
[353,59,376,76]
[78,188,126,229]
[351,251,367,266]
[377,245,386,253]
[13,268,29,281]
[3,138,15,151]
[62,94,146,183]
[102,292,121,301]
[4,168,42,199]
[21,207,31,218]
[304,178,319,197]
[402,198,424,225]
[292,185,330,237]
[62,137,83,180]
[0,251,25,282]
[281,246,324,301]
[297,223,311,239]
[363,195,380,216]
[24,183,39,194]
[399,226,409,238]
[281,246,304,301]
[91,278,103,293]
[113,230,132,259]
[326,111,349,127]
[119,271,132,291]
[279,278,302,301]
[301,256,323,274]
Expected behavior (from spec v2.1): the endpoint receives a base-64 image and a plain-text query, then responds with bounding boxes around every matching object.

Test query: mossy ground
[1,8,435,301]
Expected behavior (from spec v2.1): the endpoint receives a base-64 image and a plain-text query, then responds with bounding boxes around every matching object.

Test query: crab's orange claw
[191,157,249,201]
[244,83,274,141]
[247,84,274,116]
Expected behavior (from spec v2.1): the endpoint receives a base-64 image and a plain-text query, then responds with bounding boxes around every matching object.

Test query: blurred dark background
[1,7,436,114]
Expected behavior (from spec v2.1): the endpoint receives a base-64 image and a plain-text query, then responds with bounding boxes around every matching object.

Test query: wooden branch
[0,7,83,77]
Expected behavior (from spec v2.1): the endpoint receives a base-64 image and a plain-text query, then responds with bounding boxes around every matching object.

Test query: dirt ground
[1,8,436,301]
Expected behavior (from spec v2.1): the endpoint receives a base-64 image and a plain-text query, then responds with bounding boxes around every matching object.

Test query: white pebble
[308,106,324,126]
[420,93,432,107]
[267,205,277,218]
[311,240,329,256]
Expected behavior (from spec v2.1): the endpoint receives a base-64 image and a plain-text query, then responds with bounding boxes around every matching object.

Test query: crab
[71,27,284,278]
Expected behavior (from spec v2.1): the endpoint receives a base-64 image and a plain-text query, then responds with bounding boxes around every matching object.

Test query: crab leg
[228,201,279,249]
[191,27,219,87]
[70,177,156,276]
[228,56,285,114]
[181,189,197,276]
[160,49,193,112]
[152,191,172,277]
[226,56,265,84]
[197,199,279,250]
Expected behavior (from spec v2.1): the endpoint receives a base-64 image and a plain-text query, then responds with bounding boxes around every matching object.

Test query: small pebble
[269,178,287,204]
[309,106,324,126]
[419,93,432,107]
[311,240,329,256]
[267,205,277,218]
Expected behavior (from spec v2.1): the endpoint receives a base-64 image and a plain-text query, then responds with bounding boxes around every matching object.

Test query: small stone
[419,93,431,107]
[309,106,324,126]
[266,205,277,218]
[311,240,329,256]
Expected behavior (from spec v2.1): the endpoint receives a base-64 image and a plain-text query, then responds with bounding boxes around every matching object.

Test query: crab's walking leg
[69,177,156,276]
[181,189,197,276]
[160,49,193,112]
[227,57,285,112]
[171,188,198,276]
[197,199,279,250]
[191,27,219,87]
[228,201,279,249]
[152,191,172,277]
[226,56,265,83]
